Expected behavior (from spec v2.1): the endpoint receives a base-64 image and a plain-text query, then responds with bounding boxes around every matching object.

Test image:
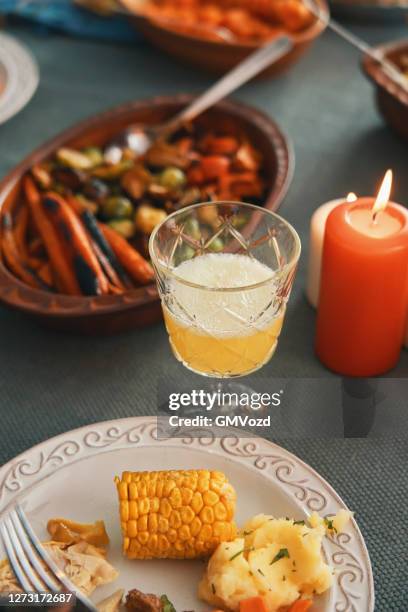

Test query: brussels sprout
[184,218,200,240]
[101,196,133,220]
[56,147,93,170]
[160,167,186,190]
[182,245,195,260]
[207,237,224,252]
[197,204,219,226]
[82,146,104,167]
[107,219,135,239]
[134,205,167,235]
[92,160,133,180]
[83,177,109,202]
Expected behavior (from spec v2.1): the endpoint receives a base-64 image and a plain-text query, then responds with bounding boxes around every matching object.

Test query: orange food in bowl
[144,0,314,43]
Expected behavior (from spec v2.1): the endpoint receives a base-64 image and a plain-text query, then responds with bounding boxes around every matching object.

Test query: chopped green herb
[270,548,290,565]
[160,595,176,612]
[229,547,253,561]
[293,520,305,526]
[258,569,265,576]
[229,549,245,561]
[243,530,253,536]
[211,583,216,595]
[324,518,338,533]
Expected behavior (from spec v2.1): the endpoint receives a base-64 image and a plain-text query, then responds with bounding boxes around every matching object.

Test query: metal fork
[0,505,98,611]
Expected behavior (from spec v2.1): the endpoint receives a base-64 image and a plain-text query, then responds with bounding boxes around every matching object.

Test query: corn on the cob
[115,469,237,559]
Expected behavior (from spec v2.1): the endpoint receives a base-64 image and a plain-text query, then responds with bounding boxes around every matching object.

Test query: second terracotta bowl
[362,39,408,141]
[0,95,294,334]
[122,0,328,77]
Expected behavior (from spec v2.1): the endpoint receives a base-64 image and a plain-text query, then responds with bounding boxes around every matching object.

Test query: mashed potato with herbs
[199,510,352,612]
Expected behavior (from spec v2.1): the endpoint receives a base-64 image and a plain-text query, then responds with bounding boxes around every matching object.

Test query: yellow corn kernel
[128,500,138,520]
[191,492,204,514]
[138,498,150,515]
[180,506,195,524]
[200,506,214,524]
[115,469,236,559]
[203,490,219,506]
[127,520,137,538]
[148,513,158,533]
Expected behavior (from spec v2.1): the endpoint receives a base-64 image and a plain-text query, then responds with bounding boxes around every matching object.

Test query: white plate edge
[0,32,39,125]
[0,416,375,612]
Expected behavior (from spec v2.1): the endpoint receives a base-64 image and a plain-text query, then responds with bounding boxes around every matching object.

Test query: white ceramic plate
[0,417,374,611]
[0,32,39,125]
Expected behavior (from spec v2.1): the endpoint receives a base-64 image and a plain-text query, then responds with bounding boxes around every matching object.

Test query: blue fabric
[0,0,140,42]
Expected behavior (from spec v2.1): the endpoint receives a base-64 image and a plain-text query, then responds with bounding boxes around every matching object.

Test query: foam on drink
[163,253,285,377]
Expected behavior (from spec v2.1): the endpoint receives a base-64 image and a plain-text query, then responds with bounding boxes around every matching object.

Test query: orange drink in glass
[149,202,300,378]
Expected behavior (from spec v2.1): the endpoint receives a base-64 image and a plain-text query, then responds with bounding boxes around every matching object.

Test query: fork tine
[4,516,46,592]
[9,510,60,592]
[16,505,98,612]
[0,520,33,593]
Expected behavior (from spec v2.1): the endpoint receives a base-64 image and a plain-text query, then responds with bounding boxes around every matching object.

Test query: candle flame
[372,170,393,218]
[346,192,357,203]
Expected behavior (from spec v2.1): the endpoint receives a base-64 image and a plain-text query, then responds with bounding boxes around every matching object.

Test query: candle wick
[372,210,380,226]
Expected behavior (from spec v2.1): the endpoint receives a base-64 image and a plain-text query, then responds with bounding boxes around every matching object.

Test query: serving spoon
[304,0,408,93]
[104,34,293,162]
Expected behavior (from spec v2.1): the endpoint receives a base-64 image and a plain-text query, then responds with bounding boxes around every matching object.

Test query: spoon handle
[304,0,408,93]
[158,35,293,136]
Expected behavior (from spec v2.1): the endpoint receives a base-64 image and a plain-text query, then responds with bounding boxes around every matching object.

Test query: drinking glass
[149,201,301,378]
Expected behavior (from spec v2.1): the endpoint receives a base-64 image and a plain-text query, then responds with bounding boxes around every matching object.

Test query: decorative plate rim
[0,416,374,611]
[0,32,39,125]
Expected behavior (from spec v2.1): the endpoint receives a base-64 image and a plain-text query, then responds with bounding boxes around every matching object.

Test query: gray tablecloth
[0,23,407,610]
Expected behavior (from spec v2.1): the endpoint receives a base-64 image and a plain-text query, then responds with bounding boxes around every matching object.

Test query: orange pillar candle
[316,171,408,376]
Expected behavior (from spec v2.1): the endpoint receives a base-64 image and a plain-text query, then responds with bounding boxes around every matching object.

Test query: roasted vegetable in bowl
[0,122,266,296]
[142,0,314,43]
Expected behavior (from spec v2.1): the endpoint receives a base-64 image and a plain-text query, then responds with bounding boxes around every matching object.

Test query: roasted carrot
[67,197,130,290]
[26,256,45,271]
[187,165,206,185]
[13,204,29,259]
[0,213,40,288]
[81,210,132,288]
[91,239,125,291]
[239,596,268,612]
[23,176,80,295]
[43,192,109,296]
[200,155,230,180]
[288,600,313,612]
[65,194,83,216]
[107,282,124,295]
[37,261,53,287]
[100,223,154,285]
[28,236,44,256]
[203,135,239,155]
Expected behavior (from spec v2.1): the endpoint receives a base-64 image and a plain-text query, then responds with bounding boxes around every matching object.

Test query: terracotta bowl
[122,0,328,77]
[0,95,294,334]
[362,39,408,141]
